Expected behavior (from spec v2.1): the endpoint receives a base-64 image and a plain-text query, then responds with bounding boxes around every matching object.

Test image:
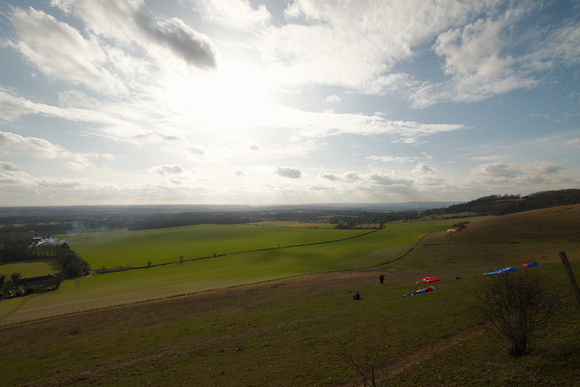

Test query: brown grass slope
[0,205,578,386]
[398,204,580,271]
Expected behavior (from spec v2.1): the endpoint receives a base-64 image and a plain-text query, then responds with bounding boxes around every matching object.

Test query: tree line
[0,241,91,300]
[0,238,63,263]
[423,189,580,217]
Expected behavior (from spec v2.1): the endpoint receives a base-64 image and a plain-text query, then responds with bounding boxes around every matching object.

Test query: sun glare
[165,62,280,134]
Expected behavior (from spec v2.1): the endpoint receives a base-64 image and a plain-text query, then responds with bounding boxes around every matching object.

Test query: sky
[0,0,579,206]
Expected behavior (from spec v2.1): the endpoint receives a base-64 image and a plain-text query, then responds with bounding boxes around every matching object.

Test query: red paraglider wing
[415,277,440,285]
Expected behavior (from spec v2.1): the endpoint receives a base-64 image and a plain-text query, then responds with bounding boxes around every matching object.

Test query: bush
[471,267,562,357]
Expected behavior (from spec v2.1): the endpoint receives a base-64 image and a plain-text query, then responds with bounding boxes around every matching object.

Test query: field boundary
[95,228,382,274]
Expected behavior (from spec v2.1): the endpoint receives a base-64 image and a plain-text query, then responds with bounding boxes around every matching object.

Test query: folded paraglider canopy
[415,276,439,285]
[403,285,437,297]
[522,262,539,268]
[483,267,516,275]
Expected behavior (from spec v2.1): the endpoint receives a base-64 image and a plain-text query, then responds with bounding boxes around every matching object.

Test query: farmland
[0,205,579,385]
[1,218,479,324]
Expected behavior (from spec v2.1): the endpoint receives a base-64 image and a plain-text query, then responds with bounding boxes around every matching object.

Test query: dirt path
[0,294,40,322]
[333,322,486,386]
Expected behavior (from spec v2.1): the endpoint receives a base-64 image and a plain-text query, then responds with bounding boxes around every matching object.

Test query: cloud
[524,16,580,71]
[367,155,418,163]
[0,161,20,172]
[197,0,271,29]
[565,139,580,149]
[276,167,302,179]
[262,0,490,94]
[470,162,565,185]
[234,170,251,178]
[148,164,185,176]
[58,90,100,108]
[413,163,435,174]
[0,130,65,158]
[319,172,338,182]
[369,173,413,187]
[152,18,218,69]
[0,89,33,121]
[0,130,115,171]
[9,7,127,94]
[249,142,261,151]
[414,12,539,107]
[53,0,218,69]
[343,172,361,182]
[326,95,340,103]
[278,108,467,140]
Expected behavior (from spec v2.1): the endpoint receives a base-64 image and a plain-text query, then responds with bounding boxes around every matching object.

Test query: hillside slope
[397,204,580,270]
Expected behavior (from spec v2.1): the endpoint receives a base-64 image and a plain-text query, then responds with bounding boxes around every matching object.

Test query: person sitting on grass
[353,290,361,300]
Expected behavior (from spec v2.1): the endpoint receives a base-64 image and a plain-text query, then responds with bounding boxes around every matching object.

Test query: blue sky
[0,0,578,206]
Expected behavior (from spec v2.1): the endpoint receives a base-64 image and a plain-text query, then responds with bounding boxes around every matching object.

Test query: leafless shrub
[471,267,562,357]
[334,319,390,387]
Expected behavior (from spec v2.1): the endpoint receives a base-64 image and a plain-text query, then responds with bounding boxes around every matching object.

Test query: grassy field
[66,224,374,268]
[0,206,578,385]
[1,218,478,324]
[0,259,58,278]
[0,264,577,386]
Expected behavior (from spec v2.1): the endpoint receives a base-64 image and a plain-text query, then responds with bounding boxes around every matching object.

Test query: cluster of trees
[0,239,90,279]
[0,241,90,300]
[0,239,63,263]
[0,272,25,298]
[424,189,580,217]
[58,243,91,279]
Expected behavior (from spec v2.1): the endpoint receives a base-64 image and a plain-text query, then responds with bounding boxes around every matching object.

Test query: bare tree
[471,267,562,357]
[334,320,390,386]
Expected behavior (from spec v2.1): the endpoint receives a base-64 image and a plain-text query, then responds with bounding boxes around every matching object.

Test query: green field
[0,260,58,278]
[1,218,479,324]
[66,224,374,268]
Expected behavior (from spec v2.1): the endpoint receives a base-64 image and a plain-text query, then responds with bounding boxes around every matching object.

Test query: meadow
[1,218,477,324]
[0,206,578,385]
[66,224,374,268]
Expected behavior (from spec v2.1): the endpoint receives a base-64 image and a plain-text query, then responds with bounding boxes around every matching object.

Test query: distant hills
[423,189,580,216]
[0,189,578,236]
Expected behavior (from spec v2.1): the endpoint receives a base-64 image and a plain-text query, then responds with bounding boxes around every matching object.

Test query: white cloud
[276,167,302,179]
[196,0,271,29]
[326,95,340,103]
[415,12,539,107]
[148,164,185,176]
[319,172,338,182]
[413,163,435,174]
[0,89,32,121]
[367,155,418,163]
[261,0,492,94]
[274,108,467,140]
[565,139,580,150]
[343,172,361,182]
[9,7,127,95]
[369,173,413,187]
[470,162,565,185]
[524,17,580,71]
[0,161,20,172]
[58,90,100,108]
[0,130,65,158]
[53,0,218,69]
[0,130,115,171]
